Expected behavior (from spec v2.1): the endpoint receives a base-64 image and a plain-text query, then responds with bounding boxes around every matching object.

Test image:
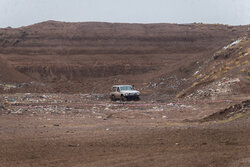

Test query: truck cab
[110,85,140,101]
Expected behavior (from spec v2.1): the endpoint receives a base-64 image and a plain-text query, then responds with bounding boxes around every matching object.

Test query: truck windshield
[120,86,133,91]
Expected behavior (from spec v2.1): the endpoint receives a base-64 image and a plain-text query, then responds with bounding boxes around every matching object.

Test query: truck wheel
[135,96,140,101]
[121,96,126,101]
[111,95,116,101]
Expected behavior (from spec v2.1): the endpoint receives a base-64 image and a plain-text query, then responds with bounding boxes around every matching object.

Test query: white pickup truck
[110,85,140,101]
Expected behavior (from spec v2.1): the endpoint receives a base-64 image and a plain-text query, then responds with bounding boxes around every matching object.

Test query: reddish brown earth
[0,21,250,167]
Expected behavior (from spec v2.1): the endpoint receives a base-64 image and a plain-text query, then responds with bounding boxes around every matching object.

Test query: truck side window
[117,87,120,92]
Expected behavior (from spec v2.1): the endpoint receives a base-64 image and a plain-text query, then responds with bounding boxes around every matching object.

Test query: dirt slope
[177,29,250,100]
[200,100,250,122]
[0,56,29,82]
[0,21,249,94]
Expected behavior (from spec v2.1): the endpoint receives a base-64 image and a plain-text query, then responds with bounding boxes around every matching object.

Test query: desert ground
[0,22,250,167]
[0,94,249,167]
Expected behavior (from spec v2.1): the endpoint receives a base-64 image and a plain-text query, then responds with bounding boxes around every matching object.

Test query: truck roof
[112,85,132,87]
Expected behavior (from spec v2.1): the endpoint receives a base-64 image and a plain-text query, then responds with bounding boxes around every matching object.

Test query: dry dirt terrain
[0,94,249,167]
[0,21,250,167]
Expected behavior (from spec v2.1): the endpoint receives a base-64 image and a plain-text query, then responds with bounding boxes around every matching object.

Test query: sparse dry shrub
[235,61,240,66]
[241,69,246,72]
[195,74,202,79]
[242,60,249,65]
[238,52,243,56]
[192,82,198,87]
[224,66,233,70]
[247,48,250,53]
[226,61,233,66]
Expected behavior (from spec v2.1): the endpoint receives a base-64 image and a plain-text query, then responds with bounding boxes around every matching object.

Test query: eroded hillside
[177,30,250,101]
[0,21,249,95]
